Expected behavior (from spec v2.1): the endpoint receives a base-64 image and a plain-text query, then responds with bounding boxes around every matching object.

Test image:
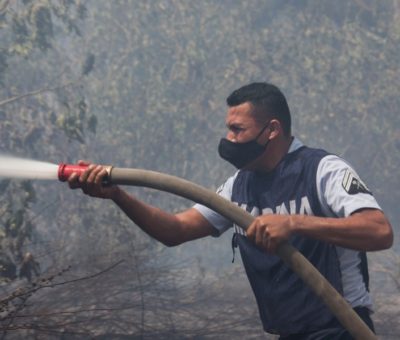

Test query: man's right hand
[67,160,120,200]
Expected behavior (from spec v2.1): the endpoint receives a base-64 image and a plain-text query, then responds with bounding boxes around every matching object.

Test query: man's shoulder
[289,138,331,159]
[290,145,332,165]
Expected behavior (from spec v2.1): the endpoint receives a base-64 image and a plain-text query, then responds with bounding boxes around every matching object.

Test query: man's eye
[231,127,243,133]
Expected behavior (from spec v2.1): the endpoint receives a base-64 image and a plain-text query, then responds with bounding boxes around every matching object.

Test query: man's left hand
[246,214,294,253]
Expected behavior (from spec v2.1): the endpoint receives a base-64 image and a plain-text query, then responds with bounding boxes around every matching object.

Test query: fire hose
[59,164,377,339]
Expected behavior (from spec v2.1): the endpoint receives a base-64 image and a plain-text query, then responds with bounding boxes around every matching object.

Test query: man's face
[222,102,271,170]
[225,102,268,145]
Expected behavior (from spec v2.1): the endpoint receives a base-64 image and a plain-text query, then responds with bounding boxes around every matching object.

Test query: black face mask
[218,123,270,169]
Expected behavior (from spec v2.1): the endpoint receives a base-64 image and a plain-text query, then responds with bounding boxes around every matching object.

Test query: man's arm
[248,154,393,254]
[246,208,393,253]
[68,162,216,246]
[291,208,393,251]
[112,188,217,246]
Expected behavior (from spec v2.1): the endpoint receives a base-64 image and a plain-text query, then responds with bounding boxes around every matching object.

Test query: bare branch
[0,80,79,107]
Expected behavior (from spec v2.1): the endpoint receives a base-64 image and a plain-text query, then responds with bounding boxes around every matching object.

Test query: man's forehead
[226,102,257,124]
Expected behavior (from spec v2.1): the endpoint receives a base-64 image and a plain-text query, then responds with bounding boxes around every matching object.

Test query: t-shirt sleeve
[192,172,238,237]
[316,155,381,218]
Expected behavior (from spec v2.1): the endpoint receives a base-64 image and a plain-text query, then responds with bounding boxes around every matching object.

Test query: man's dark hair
[226,82,291,136]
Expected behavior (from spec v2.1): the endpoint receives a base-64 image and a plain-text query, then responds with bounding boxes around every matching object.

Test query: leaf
[87,114,97,134]
[82,53,95,76]
[31,4,53,51]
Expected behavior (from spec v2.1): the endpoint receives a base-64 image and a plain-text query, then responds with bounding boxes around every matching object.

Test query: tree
[0,0,96,284]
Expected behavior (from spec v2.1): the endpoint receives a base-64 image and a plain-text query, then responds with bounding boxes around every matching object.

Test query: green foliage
[55,97,90,143]
[3,0,87,60]
[31,4,53,50]
[0,181,35,283]
[0,0,94,285]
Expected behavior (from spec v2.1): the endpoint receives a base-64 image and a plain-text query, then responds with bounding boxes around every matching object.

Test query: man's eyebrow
[226,122,245,128]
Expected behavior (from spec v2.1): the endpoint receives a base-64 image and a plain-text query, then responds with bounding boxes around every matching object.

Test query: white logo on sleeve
[216,183,225,194]
[342,169,372,195]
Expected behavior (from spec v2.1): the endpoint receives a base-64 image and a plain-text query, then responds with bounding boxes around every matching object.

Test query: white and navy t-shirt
[194,138,380,313]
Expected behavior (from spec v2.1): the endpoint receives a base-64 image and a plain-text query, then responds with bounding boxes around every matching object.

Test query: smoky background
[0,0,399,339]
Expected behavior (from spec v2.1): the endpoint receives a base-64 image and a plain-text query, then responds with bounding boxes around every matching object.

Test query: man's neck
[257,136,294,173]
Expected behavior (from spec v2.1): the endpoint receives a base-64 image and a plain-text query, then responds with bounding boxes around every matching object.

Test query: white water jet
[0,156,58,180]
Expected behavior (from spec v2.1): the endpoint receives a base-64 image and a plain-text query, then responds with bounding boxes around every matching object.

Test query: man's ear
[268,119,282,139]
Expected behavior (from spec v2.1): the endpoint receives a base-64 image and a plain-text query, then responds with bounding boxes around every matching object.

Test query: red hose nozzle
[58,163,113,183]
[58,163,89,182]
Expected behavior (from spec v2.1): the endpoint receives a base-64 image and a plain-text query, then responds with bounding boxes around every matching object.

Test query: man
[69,82,393,339]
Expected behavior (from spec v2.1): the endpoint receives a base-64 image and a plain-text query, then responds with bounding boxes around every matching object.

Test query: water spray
[0,158,376,340]
[0,156,59,180]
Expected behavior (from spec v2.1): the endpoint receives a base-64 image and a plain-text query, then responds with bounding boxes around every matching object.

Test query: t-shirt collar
[288,137,304,154]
